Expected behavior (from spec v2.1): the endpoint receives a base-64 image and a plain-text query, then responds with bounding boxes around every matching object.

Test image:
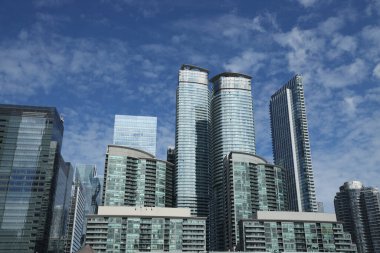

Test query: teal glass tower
[210,73,256,251]
[102,145,174,207]
[270,74,318,212]
[223,152,286,251]
[175,64,210,217]
[0,104,70,253]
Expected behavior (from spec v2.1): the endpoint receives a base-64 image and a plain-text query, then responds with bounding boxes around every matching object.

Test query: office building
[113,115,157,156]
[175,64,210,217]
[239,211,357,252]
[75,164,100,239]
[0,104,67,252]
[223,152,287,251]
[86,207,206,252]
[210,72,256,250]
[317,201,324,213]
[102,145,174,207]
[64,175,85,253]
[48,160,74,252]
[270,74,317,212]
[334,181,380,253]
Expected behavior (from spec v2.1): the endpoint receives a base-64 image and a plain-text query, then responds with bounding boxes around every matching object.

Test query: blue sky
[1,0,379,212]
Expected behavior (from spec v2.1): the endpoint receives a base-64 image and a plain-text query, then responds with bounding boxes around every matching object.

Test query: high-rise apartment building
[175,64,210,217]
[210,72,256,250]
[0,104,70,253]
[239,211,357,252]
[113,115,157,156]
[223,152,287,251]
[334,181,380,253]
[270,74,317,212]
[87,144,206,252]
[102,145,174,207]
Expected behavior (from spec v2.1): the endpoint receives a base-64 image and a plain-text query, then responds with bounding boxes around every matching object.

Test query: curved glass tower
[210,73,256,250]
[175,64,210,217]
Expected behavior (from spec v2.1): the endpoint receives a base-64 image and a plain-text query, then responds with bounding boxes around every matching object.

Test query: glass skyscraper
[210,72,256,251]
[175,64,210,217]
[64,177,85,253]
[0,104,68,253]
[334,181,380,253]
[113,115,157,156]
[270,74,317,212]
[48,160,74,253]
[223,152,286,251]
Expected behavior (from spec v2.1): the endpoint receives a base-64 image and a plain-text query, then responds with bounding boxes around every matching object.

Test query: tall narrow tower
[270,74,317,212]
[175,64,210,217]
[210,72,256,251]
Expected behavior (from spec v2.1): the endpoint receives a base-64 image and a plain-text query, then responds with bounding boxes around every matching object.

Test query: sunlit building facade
[64,174,85,253]
[86,207,206,252]
[239,211,357,252]
[223,152,287,251]
[210,72,256,250]
[270,74,317,212]
[102,145,174,207]
[175,64,210,217]
[0,104,68,253]
[113,115,157,156]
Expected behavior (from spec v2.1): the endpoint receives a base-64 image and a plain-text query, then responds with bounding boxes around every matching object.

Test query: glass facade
[334,181,380,253]
[113,115,157,156]
[48,160,74,252]
[175,64,210,217]
[223,152,286,251]
[239,213,357,252]
[64,175,85,253]
[75,164,100,241]
[270,74,317,212]
[0,104,66,253]
[210,73,256,250]
[103,145,174,208]
[86,214,206,253]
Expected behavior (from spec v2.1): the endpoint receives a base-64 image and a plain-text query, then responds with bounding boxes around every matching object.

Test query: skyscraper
[270,74,317,212]
[175,64,210,217]
[0,104,68,252]
[334,181,380,253]
[48,161,74,252]
[64,172,85,253]
[113,115,157,156]
[210,72,256,250]
[86,144,206,252]
[102,145,174,207]
[75,164,100,242]
[223,152,287,251]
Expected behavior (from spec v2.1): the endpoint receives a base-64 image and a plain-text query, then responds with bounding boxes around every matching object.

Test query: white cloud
[296,0,318,8]
[318,17,345,35]
[223,50,266,74]
[373,63,380,79]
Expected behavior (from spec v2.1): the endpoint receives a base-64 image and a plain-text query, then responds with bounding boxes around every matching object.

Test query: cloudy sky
[1,0,379,212]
